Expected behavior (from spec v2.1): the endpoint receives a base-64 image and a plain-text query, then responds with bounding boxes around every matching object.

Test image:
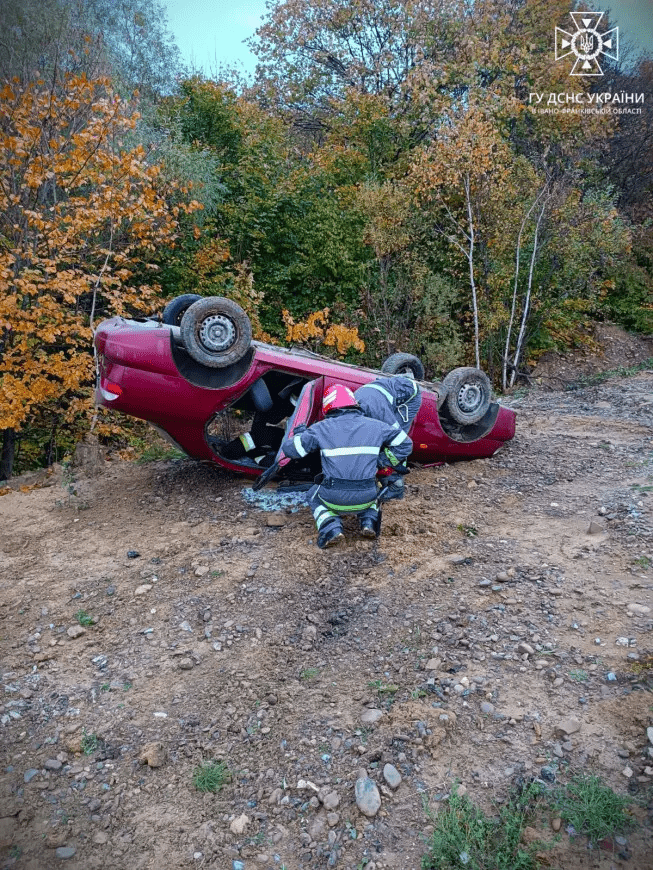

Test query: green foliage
[566,358,653,389]
[134,441,186,463]
[368,679,399,696]
[192,760,230,793]
[457,524,478,538]
[421,782,545,870]
[74,610,95,627]
[9,399,90,477]
[550,774,634,846]
[601,258,653,335]
[176,78,242,158]
[81,729,100,755]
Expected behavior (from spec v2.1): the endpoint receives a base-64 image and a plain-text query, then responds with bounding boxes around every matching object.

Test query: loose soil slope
[1,346,652,870]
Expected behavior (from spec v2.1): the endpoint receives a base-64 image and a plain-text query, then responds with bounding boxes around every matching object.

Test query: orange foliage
[0,73,200,433]
[282,308,364,355]
[191,239,272,340]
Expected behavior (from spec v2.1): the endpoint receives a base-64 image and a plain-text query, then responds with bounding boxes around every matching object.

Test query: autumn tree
[1,0,182,97]
[247,0,646,381]
[0,73,196,479]
[154,76,371,334]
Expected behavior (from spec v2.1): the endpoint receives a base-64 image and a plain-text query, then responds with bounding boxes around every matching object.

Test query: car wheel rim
[199,314,236,352]
[457,383,482,413]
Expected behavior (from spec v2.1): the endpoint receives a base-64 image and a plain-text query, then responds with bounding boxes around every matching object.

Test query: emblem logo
[555,11,618,76]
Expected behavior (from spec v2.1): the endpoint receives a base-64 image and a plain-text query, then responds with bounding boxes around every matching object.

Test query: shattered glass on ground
[241,487,308,512]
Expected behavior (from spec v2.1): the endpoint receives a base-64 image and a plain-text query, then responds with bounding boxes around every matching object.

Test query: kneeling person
[280,384,412,549]
[355,376,422,500]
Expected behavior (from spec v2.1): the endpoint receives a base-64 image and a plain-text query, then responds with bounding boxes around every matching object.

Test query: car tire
[381,352,425,380]
[180,296,252,369]
[441,367,492,425]
[161,294,202,326]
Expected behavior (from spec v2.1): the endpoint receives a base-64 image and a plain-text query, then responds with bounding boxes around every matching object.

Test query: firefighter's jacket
[280,408,412,512]
[355,376,422,435]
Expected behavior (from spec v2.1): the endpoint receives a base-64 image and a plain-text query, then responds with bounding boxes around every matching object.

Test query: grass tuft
[567,669,589,682]
[192,760,230,793]
[74,609,94,626]
[565,358,653,390]
[550,773,634,846]
[81,728,99,755]
[456,523,478,537]
[368,678,399,696]
[421,782,544,870]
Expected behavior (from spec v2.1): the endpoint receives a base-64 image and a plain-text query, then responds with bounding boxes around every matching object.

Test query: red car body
[94,317,516,476]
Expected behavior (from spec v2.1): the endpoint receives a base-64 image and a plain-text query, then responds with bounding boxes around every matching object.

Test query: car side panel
[96,320,264,460]
[410,392,515,462]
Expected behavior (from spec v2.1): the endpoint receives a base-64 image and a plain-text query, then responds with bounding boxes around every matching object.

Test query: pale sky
[160,0,653,80]
[161,0,268,76]
[604,0,653,60]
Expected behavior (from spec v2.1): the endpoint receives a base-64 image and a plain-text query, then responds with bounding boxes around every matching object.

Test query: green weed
[421,791,435,821]
[422,782,544,870]
[368,679,399,696]
[136,443,186,463]
[74,609,94,627]
[356,726,371,745]
[81,729,99,755]
[192,760,230,793]
[457,523,478,537]
[300,667,320,680]
[550,774,634,846]
[568,669,589,682]
[567,359,653,390]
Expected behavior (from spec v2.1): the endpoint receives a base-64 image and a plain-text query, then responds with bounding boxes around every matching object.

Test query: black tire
[161,294,202,326]
[180,297,252,369]
[381,352,425,380]
[441,367,492,425]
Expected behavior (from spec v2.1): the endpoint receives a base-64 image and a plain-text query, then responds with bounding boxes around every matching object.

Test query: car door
[253,377,325,489]
[274,376,324,471]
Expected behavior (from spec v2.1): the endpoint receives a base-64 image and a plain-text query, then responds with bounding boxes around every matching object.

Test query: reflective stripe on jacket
[281,409,412,481]
[355,376,422,434]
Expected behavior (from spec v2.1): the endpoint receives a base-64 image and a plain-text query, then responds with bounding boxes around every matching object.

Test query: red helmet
[323,384,358,415]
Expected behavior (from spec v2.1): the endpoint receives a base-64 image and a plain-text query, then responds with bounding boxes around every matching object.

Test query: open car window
[205,373,322,470]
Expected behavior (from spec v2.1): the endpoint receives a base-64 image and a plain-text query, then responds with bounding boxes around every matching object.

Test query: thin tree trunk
[463,173,480,369]
[509,197,547,387]
[1,428,16,480]
[502,185,549,390]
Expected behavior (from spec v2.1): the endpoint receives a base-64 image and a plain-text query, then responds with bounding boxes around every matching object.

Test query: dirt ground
[1,327,653,870]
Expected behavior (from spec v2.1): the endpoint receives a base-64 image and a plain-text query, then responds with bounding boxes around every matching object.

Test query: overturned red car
[94,295,516,483]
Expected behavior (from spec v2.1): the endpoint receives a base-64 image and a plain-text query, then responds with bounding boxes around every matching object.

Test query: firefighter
[354,376,422,500]
[280,384,412,549]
